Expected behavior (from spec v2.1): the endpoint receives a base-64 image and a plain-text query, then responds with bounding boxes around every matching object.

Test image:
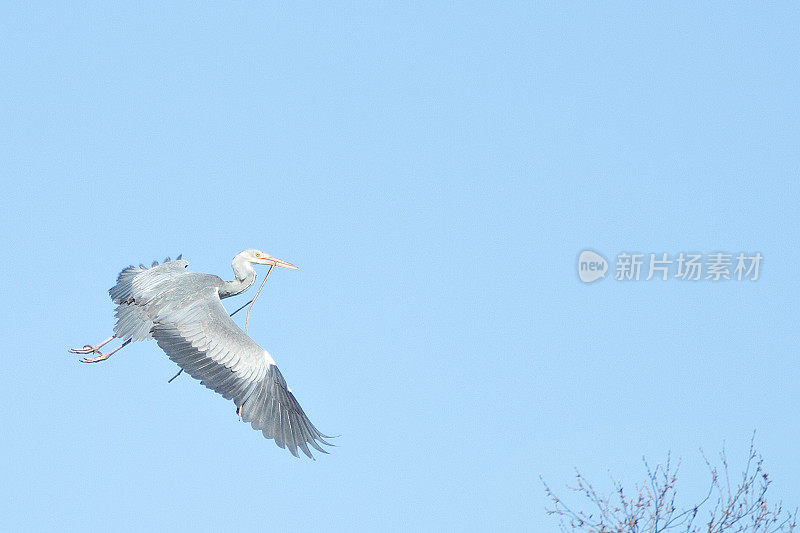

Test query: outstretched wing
[109,257,190,305]
[149,286,332,458]
[109,258,192,342]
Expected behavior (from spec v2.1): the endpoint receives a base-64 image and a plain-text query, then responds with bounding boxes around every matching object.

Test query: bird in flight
[70,249,332,459]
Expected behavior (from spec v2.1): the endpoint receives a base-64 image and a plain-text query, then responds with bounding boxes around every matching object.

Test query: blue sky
[2,2,798,531]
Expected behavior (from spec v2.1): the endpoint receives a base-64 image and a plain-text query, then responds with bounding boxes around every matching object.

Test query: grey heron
[70,249,332,459]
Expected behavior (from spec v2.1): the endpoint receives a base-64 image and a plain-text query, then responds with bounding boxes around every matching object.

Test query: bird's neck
[219,257,256,299]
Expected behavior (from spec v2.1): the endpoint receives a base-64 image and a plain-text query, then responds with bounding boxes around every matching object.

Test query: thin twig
[244,264,274,334]
[229,299,252,317]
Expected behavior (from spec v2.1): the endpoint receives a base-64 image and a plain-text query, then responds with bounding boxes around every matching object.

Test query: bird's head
[240,249,298,270]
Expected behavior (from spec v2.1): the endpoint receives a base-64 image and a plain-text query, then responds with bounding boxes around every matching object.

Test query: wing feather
[150,286,331,458]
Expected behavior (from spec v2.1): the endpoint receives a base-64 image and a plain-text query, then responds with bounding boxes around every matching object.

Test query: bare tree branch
[543,431,797,532]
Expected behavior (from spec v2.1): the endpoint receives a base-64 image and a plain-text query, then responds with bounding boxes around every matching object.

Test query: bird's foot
[72,338,129,364]
[69,344,100,354]
[79,352,112,364]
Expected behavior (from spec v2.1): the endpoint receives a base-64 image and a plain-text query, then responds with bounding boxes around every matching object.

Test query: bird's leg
[79,339,132,364]
[237,404,243,421]
[69,335,116,355]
